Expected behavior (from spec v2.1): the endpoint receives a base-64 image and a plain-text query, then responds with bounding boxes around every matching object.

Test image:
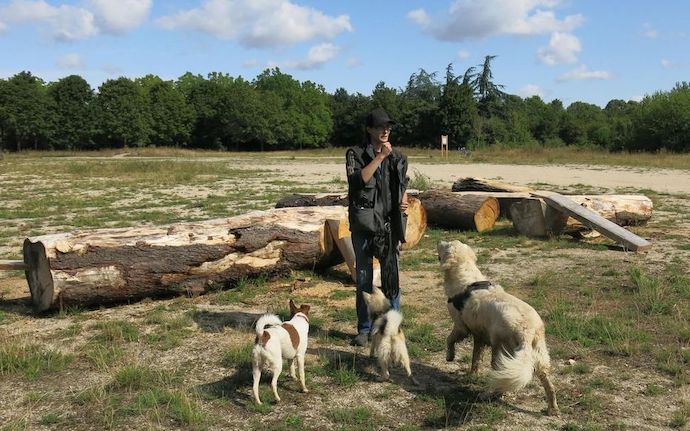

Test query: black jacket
[345,143,409,243]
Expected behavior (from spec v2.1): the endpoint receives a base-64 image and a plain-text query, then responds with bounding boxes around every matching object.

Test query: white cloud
[537,32,580,65]
[661,58,673,68]
[642,23,657,39]
[557,65,611,81]
[156,0,352,48]
[56,52,84,69]
[346,57,361,68]
[284,43,340,70]
[517,84,544,98]
[0,0,149,41]
[0,20,6,33]
[87,0,152,34]
[409,0,584,41]
[407,8,431,27]
[242,59,260,68]
[457,49,470,60]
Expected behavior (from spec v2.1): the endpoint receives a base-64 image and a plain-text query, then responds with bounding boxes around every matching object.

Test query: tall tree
[48,75,94,150]
[439,64,478,148]
[94,77,150,148]
[0,71,54,151]
[471,55,506,117]
[137,75,194,147]
[329,88,372,147]
[398,69,442,147]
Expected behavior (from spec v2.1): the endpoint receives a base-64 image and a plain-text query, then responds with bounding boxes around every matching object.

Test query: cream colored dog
[437,240,559,416]
[363,287,417,385]
[251,300,310,404]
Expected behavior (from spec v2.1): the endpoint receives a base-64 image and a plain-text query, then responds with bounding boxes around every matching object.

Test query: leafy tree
[439,64,478,148]
[0,71,54,151]
[398,69,442,147]
[329,88,372,147]
[560,101,607,147]
[471,55,506,117]
[254,68,332,149]
[629,82,690,152]
[94,77,150,148]
[47,75,95,150]
[137,75,194,147]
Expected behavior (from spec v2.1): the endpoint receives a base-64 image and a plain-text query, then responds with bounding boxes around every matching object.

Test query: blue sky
[0,0,688,107]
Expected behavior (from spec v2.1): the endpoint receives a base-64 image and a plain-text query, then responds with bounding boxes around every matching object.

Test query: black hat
[366,107,396,128]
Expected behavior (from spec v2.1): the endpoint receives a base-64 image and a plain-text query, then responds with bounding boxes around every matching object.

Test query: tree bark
[451,177,533,193]
[276,193,349,208]
[418,189,499,231]
[23,207,350,312]
[510,194,653,238]
[273,194,427,250]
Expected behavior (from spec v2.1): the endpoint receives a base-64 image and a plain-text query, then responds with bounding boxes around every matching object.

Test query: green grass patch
[0,342,73,379]
[90,320,140,343]
[326,406,379,430]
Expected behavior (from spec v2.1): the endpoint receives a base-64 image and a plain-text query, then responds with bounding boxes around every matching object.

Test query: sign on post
[440,134,449,157]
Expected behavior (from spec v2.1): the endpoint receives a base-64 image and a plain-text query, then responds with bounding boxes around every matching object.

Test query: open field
[1,149,689,430]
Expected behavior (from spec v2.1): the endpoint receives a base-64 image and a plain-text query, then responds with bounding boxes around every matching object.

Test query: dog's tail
[380,310,403,337]
[255,314,282,337]
[488,337,551,393]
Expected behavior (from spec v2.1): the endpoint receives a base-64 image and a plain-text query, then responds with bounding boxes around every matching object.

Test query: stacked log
[23,207,350,312]
[274,195,427,251]
[418,189,499,231]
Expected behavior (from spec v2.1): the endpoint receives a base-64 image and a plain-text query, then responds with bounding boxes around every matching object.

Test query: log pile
[418,189,499,231]
[24,207,350,312]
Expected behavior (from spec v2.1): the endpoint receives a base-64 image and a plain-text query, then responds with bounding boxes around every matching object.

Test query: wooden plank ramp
[531,191,651,252]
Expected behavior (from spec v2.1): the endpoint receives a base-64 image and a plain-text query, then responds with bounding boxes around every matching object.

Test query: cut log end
[23,239,54,313]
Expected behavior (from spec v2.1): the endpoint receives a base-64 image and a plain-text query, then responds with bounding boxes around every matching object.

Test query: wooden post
[440,134,449,157]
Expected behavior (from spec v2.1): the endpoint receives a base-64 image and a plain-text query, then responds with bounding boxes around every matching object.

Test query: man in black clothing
[345,107,409,346]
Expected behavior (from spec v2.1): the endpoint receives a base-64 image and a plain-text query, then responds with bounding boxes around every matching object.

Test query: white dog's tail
[377,310,403,337]
[255,314,282,337]
[488,338,551,393]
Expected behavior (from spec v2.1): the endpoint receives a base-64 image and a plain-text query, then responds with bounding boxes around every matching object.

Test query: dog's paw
[546,407,560,416]
[302,388,309,393]
[446,351,455,362]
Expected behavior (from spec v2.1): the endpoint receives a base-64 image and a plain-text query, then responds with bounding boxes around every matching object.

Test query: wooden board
[532,191,652,251]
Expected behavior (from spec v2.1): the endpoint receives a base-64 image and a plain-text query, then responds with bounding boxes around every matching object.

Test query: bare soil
[1,160,689,430]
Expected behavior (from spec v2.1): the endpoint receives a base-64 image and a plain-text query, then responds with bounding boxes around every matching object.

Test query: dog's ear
[289,299,297,314]
[300,304,310,315]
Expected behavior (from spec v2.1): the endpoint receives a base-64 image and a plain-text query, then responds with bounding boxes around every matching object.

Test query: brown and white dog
[251,300,310,404]
[362,287,417,385]
[437,240,559,416]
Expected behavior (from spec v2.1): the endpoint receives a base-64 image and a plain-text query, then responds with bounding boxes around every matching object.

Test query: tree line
[1,56,689,153]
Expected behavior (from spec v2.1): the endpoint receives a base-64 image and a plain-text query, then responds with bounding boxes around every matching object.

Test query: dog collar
[447,280,493,312]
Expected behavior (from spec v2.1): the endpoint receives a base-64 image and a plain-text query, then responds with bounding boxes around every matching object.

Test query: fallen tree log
[23,207,351,312]
[276,193,348,208]
[418,189,499,231]
[532,191,652,251]
[273,195,426,250]
[510,194,653,238]
[452,177,533,193]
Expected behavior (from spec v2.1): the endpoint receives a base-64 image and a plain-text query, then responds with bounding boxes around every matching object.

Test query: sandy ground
[264,160,690,194]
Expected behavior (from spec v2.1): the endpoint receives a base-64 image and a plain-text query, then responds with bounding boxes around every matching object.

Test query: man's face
[368,124,392,144]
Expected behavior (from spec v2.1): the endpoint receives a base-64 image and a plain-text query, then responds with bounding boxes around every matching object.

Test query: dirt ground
[1,160,689,430]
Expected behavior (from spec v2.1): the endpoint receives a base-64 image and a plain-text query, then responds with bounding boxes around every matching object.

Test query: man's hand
[378,142,393,159]
[400,193,409,213]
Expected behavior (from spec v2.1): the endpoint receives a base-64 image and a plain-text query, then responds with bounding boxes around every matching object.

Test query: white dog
[437,240,559,416]
[251,299,310,404]
[362,287,417,385]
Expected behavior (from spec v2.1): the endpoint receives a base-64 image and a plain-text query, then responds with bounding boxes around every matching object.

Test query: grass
[0,341,73,379]
[1,149,690,430]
